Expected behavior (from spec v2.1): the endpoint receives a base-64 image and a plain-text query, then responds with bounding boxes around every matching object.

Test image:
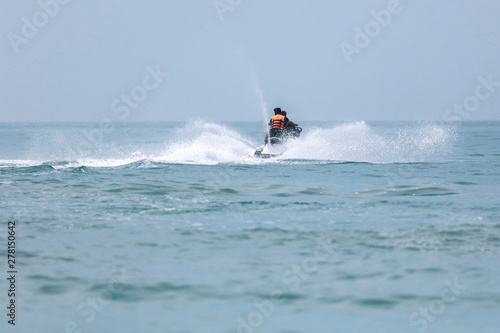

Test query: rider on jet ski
[264,108,287,144]
[264,108,300,144]
[281,110,301,139]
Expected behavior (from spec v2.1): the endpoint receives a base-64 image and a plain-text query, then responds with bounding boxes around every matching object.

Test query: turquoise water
[1,121,499,333]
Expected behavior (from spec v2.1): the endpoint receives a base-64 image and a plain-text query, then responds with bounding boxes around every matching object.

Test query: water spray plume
[1,120,456,167]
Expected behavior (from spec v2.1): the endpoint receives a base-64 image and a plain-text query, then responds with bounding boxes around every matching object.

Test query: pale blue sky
[1,0,499,122]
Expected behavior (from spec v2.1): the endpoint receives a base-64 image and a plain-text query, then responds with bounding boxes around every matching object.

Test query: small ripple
[452,181,478,185]
[382,186,458,197]
[237,200,269,206]
[487,235,500,243]
[406,267,447,274]
[136,242,160,247]
[297,187,329,196]
[337,272,385,280]
[41,256,76,262]
[273,192,294,197]
[218,188,239,194]
[69,166,88,173]
[27,275,81,282]
[353,298,398,308]
[38,284,70,295]
[243,227,293,234]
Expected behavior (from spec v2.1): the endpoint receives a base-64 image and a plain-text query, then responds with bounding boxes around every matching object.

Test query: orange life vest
[270,114,286,130]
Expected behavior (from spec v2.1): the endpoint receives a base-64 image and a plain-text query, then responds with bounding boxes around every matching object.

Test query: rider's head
[281,111,287,116]
[274,107,282,115]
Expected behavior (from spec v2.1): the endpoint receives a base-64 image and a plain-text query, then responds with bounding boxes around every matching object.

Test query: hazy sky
[1,0,499,123]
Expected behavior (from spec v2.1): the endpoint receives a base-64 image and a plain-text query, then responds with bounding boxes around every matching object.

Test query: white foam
[4,120,456,167]
[279,121,456,163]
[152,119,254,164]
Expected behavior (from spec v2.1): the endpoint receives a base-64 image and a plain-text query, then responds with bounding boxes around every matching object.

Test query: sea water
[0,120,499,333]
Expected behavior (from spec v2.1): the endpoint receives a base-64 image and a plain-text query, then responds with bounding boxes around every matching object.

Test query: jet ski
[252,126,302,159]
[252,143,287,159]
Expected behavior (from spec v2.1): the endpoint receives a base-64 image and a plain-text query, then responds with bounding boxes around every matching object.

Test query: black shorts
[269,128,284,138]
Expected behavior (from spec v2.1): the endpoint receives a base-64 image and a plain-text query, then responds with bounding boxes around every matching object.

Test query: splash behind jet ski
[252,125,302,159]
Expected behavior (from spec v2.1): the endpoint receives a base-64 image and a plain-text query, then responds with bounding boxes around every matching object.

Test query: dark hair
[281,111,287,116]
[274,107,281,114]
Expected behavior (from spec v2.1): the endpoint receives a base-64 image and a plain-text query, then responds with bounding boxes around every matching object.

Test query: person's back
[270,114,286,130]
[265,107,287,144]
